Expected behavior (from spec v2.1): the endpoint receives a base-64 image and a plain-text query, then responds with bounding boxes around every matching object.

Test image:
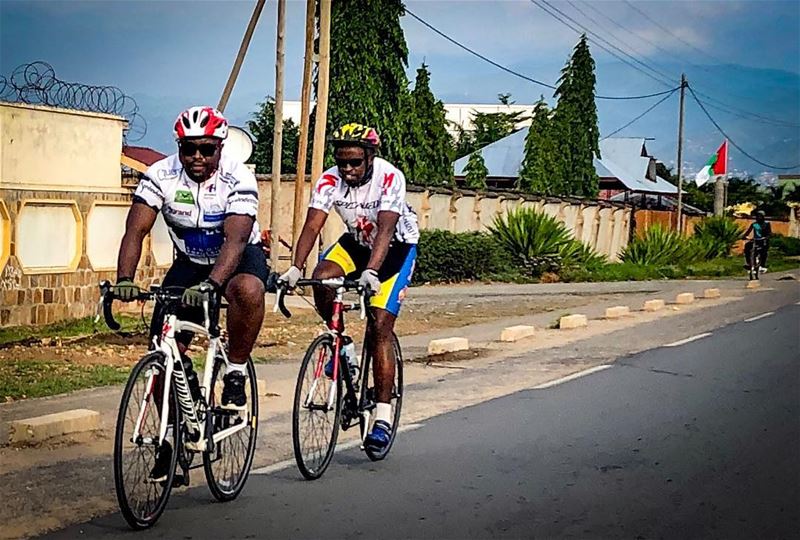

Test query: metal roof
[453,130,677,194]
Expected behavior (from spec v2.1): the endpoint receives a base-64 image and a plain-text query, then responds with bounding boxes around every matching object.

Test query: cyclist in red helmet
[114,106,268,479]
[280,122,419,452]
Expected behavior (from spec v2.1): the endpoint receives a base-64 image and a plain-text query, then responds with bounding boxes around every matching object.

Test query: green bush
[621,225,705,266]
[488,207,605,276]
[692,216,744,258]
[413,230,519,283]
[770,234,800,256]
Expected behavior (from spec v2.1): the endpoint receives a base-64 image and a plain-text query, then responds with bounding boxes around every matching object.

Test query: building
[452,129,678,200]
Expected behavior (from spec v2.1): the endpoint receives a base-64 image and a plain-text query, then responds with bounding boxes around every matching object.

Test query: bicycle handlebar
[273,277,369,319]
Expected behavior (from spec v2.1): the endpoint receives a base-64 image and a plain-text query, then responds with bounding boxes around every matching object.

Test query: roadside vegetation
[413,210,800,285]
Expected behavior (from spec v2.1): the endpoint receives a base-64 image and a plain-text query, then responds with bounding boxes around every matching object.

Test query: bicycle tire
[114,352,179,530]
[361,333,404,462]
[203,356,259,502]
[292,334,342,480]
[749,244,760,281]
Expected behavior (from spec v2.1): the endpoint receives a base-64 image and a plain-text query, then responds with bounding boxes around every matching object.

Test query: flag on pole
[695,140,728,187]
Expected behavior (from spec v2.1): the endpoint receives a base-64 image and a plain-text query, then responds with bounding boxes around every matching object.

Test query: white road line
[533,365,612,390]
[252,423,425,475]
[664,333,712,347]
[744,312,775,322]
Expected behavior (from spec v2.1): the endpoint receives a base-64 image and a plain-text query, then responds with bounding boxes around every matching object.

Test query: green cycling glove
[115,279,140,302]
[182,280,220,308]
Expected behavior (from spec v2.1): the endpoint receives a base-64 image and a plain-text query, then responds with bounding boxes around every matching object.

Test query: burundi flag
[695,140,728,187]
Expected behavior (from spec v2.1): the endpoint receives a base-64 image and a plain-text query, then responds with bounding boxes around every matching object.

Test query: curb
[643,299,666,312]
[7,409,101,445]
[428,337,469,355]
[559,314,588,329]
[604,306,630,319]
[703,288,721,299]
[500,325,536,342]
[675,293,695,305]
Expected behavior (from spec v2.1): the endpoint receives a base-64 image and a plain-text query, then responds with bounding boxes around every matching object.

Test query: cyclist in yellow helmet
[280,122,419,451]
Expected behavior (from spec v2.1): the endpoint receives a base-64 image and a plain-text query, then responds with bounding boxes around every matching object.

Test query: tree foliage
[247,97,300,174]
[323,0,409,164]
[463,151,488,190]
[518,99,566,194]
[452,94,529,159]
[402,63,453,186]
[552,34,600,197]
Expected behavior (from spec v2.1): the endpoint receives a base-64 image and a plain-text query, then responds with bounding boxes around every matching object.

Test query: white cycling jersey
[309,157,419,247]
[134,153,261,265]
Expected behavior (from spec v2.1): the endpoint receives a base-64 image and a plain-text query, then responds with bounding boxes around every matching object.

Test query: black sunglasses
[180,142,219,158]
[335,157,364,168]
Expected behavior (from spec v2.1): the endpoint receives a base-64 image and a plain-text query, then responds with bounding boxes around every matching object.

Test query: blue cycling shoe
[364,420,392,451]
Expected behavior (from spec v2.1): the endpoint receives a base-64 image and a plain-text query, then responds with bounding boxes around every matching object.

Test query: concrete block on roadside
[675,293,695,305]
[605,305,631,319]
[428,337,469,355]
[500,325,536,342]
[746,280,760,289]
[256,379,266,397]
[643,299,665,312]
[7,409,101,445]
[559,314,588,329]
[703,288,721,299]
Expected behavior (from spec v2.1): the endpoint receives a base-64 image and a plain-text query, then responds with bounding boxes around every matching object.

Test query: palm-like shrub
[692,216,744,258]
[489,208,605,276]
[621,225,703,266]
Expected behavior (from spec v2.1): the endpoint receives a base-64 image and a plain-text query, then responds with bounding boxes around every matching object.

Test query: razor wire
[0,61,146,141]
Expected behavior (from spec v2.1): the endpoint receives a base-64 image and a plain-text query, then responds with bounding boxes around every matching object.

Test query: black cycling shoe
[221,371,247,411]
[150,441,173,483]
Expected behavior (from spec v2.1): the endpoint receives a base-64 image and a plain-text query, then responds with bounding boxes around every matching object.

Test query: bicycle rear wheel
[114,352,179,530]
[292,334,342,480]
[203,356,259,502]
[360,333,403,462]
[750,245,760,280]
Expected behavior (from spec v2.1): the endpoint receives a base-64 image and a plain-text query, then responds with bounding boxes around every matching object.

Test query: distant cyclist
[279,123,418,452]
[743,210,771,273]
[115,106,268,478]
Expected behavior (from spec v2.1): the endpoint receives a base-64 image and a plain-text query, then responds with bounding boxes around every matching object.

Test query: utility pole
[269,0,286,271]
[217,0,267,113]
[292,0,316,257]
[309,0,332,263]
[675,73,687,233]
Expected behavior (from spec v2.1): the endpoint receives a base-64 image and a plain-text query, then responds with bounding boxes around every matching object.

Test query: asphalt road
[45,303,799,540]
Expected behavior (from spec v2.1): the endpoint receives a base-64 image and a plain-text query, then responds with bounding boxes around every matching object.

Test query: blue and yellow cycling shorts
[321,234,417,316]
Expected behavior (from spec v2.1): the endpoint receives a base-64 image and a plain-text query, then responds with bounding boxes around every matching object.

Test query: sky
[1,0,799,174]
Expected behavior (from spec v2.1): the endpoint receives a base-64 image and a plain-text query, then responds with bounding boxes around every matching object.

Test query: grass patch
[0,359,131,401]
[0,314,143,347]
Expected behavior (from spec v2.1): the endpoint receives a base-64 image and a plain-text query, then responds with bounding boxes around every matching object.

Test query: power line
[602,88,678,139]
[403,7,678,101]
[691,87,800,128]
[533,0,675,88]
[687,84,800,170]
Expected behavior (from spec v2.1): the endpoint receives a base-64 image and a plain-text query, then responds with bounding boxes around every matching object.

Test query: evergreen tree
[463,151,489,190]
[247,97,300,174]
[552,35,600,197]
[403,63,453,186]
[519,99,565,195]
[322,0,410,163]
[452,94,528,159]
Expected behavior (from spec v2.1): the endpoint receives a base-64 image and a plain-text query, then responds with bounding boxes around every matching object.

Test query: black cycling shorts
[149,243,269,340]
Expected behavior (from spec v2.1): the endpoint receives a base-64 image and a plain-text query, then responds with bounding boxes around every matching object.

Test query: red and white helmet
[173,106,229,140]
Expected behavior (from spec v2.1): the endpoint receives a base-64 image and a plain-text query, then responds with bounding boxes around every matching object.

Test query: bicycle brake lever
[274,284,292,318]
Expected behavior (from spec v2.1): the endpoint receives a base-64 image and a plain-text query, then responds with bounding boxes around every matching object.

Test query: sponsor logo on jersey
[165,206,193,217]
[175,190,195,204]
[334,200,380,210]
[317,174,337,193]
[205,212,225,222]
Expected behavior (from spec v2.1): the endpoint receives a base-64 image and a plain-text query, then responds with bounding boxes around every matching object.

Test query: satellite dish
[222,126,254,163]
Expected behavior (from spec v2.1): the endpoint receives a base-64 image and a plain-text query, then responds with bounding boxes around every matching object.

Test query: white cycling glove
[279,266,302,288]
[358,269,382,295]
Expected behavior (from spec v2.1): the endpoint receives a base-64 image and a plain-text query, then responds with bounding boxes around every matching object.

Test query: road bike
[746,238,767,281]
[98,281,258,529]
[274,278,403,480]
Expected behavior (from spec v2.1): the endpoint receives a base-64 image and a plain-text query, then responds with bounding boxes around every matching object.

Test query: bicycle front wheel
[361,332,404,462]
[292,334,342,480]
[203,356,259,501]
[114,352,179,530]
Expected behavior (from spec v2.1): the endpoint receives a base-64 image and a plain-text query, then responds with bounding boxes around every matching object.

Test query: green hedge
[770,234,800,256]
[413,230,520,284]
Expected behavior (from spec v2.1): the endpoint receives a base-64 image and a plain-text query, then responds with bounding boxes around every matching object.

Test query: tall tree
[403,63,453,186]
[453,94,529,158]
[323,0,410,163]
[247,97,300,174]
[553,35,600,197]
[463,151,488,190]
[519,98,566,195]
